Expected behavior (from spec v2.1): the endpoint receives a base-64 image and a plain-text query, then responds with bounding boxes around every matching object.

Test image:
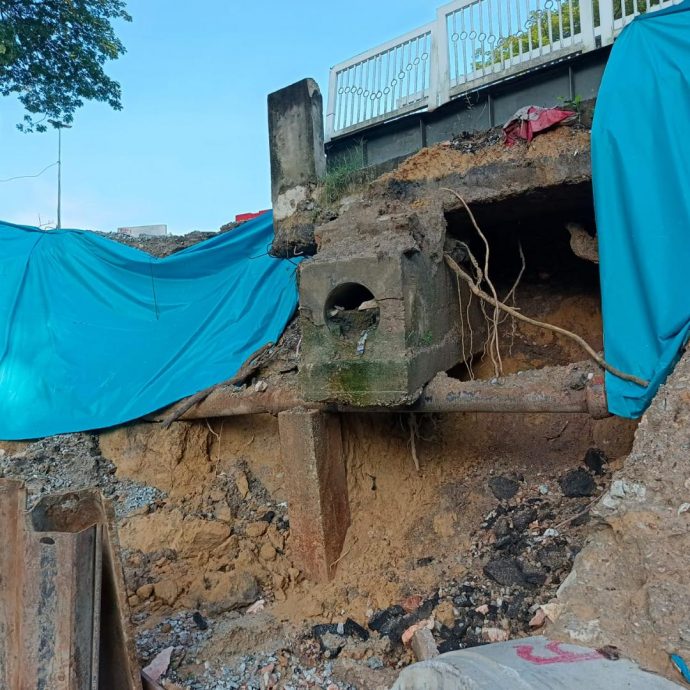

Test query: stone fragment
[483,557,525,587]
[584,447,608,475]
[410,627,439,661]
[401,595,423,614]
[201,570,260,614]
[489,476,520,500]
[259,543,277,561]
[235,471,250,498]
[136,583,154,600]
[513,507,538,531]
[558,468,596,497]
[434,600,456,629]
[154,579,180,606]
[529,608,546,628]
[245,521,269,538]
[482,627,510,642]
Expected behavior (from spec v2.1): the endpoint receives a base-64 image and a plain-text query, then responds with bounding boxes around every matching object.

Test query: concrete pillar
[267,78,326,257]
[278,408,350,582]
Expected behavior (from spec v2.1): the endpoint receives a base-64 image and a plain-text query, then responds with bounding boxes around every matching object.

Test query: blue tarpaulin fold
[594,0,690,417]
[0,212,299,439]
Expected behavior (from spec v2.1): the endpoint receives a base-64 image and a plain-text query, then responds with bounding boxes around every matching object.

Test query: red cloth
[235,210,270,223]
[503,106,576,146]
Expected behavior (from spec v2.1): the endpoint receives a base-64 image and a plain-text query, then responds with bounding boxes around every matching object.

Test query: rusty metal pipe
[415,368,608,419]
[153,362,608,421]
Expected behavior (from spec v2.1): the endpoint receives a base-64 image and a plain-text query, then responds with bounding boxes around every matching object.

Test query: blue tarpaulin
[0,212,299,439]
[594,0,690,418]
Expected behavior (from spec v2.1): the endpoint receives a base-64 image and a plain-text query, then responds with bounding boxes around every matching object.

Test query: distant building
[117,224,167,237]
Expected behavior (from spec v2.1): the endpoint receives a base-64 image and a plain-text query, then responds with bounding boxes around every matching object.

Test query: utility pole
[54,123,71,229]
[57,126,62,229]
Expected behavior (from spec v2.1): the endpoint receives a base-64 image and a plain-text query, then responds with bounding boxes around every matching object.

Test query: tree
[0,0,131,132]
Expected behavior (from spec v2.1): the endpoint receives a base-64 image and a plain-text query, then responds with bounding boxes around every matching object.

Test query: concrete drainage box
[298,201,484,406]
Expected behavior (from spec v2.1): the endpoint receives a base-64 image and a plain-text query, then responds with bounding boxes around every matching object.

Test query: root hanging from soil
[408,415,421,473]
[441,189,649,389]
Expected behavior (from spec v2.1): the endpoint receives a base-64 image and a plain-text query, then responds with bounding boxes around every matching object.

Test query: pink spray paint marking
[515,640,603,665]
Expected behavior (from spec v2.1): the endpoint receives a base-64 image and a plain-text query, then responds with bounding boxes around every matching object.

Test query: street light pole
[57,126,62,229]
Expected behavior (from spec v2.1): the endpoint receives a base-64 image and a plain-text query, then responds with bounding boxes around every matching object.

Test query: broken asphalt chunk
[558,468,596,497]
[489,475,520,500]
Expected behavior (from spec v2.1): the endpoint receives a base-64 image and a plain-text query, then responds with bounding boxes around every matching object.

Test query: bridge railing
[326,0,677,141]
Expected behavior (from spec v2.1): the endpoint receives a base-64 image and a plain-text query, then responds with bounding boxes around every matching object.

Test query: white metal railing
[326,0,679,140]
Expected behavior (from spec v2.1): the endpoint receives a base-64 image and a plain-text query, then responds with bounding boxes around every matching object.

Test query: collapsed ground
[0,124,650,689]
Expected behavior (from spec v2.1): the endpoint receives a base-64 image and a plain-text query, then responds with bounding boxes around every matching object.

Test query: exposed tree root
[441,189,649,389]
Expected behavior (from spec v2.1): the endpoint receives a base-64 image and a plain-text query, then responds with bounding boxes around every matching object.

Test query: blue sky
[0,1,434,234]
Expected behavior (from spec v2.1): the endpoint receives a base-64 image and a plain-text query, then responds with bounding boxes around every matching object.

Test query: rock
[584,448,608,475]
[235,471,250,499]
[320,632,347,658]
[521,563,547,586]
[538,484,550,495]
[434,600,456,629]
[537,543,568,571]
[192,611,208,630]
[401,595,423,613]
[368,605,406,636]
[493,516,511,538]
[482,627,510,642]
[259,543,277,561]
[214,503,233,524]
[120,509,231,559]
[489,476,520,500]
[136,584,154,600]
[558,468,596,497]
[541,602,563,622]
[483,557,525,587]
[475,604,489,615]
[245,521,268,538]
[529,608,546,628]
[128,594,140,607]
[512,507,538,531]
[409,627,439,661]
[154,579,180,606]
[201,571,260,614]
[609,479,646,501]
[267,524,285,551]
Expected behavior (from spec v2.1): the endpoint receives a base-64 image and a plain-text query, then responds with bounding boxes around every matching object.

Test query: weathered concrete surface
[278,409,350,582]
[276,126,592,258]
[268,78,326,257]
[298,197,484,406]
[550,348,690,680]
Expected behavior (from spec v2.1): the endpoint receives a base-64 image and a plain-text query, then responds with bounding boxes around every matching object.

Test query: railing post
[429,7,450,111]
[579,0,598,50]
[325,68,338,143]
[598,0,616,45]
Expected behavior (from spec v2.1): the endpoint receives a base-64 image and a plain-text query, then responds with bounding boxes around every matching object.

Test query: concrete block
[268,78,326,256]
[298,200,484,406]
[278,409,350,582]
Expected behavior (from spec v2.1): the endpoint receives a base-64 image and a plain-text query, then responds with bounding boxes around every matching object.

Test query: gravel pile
[0,432,166,516]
